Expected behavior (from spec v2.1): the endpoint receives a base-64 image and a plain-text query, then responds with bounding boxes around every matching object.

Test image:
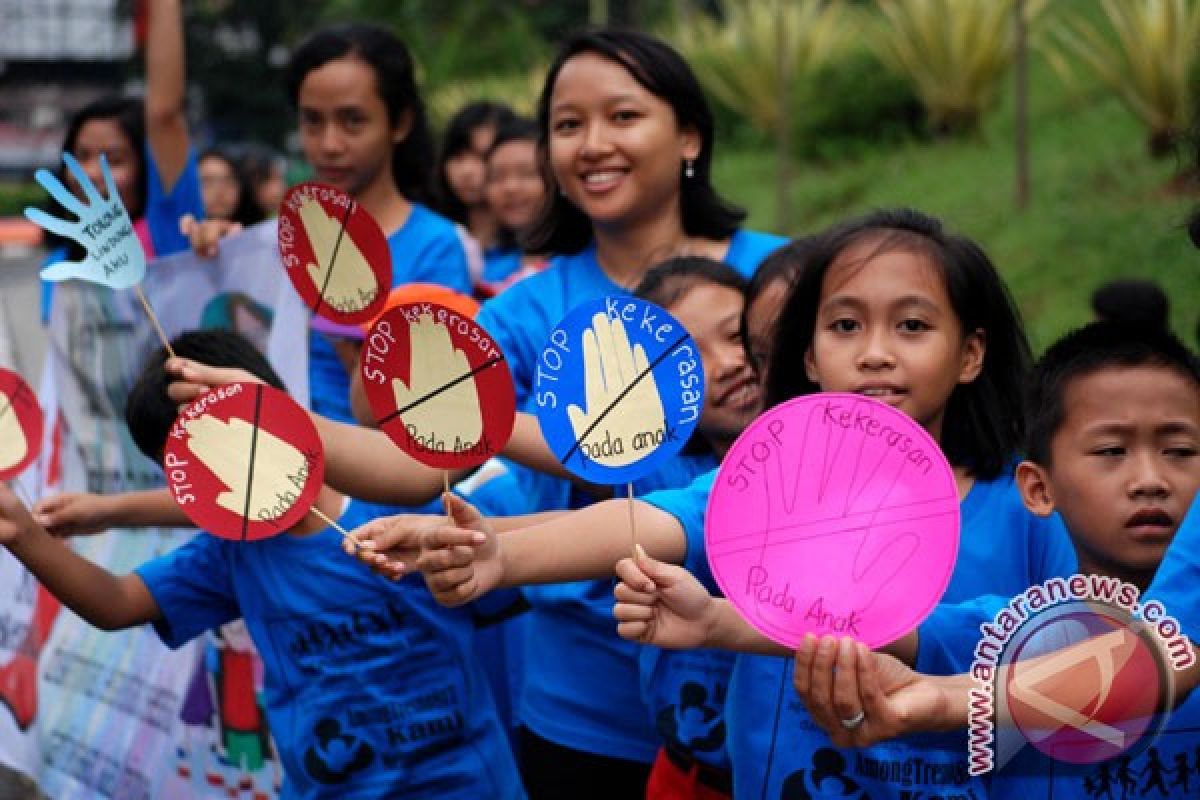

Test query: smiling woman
[469,28,786,800]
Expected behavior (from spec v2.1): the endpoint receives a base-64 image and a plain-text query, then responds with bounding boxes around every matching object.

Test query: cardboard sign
[25,154,146,289]
[705,394,960,648]
[277,182,391,324]
[361,303,515,469]
[163,382,324,541]
[0,368,43,480]
[535,296,704,485]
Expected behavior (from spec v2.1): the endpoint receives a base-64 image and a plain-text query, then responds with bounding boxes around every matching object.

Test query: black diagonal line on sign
[559,331,691,467]
[0,394,11,422]
[378,355,505,427]
[311,199,357,315]
[239,384,265,541]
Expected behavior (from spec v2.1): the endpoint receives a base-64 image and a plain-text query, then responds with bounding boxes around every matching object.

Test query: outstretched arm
[1,485,160,631]
[412,495,690,606]
[145,0,190,191]
[34,488,189,535]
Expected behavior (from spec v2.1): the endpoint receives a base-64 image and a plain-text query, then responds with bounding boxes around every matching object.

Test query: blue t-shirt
[482,247,523,286]
[472,230,785,763]
[724,469,1078,800]
[135,500,524,800]
[640,470,737,772]
[308,203,473,423]
[41,145,203,322]
[1146,494,1200,644]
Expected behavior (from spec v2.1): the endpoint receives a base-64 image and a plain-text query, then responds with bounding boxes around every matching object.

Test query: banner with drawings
[0,219,301,798]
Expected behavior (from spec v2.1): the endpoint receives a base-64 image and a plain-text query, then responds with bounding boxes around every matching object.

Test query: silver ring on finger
[839,710,866,730]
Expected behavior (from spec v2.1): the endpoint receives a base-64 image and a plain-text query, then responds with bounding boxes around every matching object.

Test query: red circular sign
[277,182,392,324]
[361,303,516,469]
[0,368,42,481]
[163,382,325,542]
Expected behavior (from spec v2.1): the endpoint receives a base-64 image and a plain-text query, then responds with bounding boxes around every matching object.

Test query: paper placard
[25,154,146,289]
[163,382,324,541]
[361,303,515,469]
[705,393,960,648]
[0,368,43,480]
[277,182,391,324]
[535,296,704,485]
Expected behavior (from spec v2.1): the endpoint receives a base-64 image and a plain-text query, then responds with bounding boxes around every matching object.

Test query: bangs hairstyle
[125,331,285,464]
[742,236,818,374]
[766,208,1031,480]
[524,28,745,255]
[61,95,147,217]
[434,101,516,225]
[1024,321,1200,466]
[286,23,435,204]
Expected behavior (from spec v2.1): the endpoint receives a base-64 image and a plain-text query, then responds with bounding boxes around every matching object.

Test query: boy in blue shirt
[785,321,1200,796]
[0,330,523,800]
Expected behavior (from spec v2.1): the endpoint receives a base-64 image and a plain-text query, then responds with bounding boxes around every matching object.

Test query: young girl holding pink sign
[399,208,1076,799]
[610,208,1079,799]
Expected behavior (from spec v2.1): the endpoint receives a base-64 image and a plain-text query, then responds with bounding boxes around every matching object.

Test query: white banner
[0,220,302,798]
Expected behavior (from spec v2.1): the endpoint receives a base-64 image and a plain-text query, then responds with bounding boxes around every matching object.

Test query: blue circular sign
[535,295,705,484]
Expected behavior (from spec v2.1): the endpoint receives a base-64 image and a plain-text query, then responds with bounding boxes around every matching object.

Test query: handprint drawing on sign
[184,413,312,530]
[25,154,146,289]
[708,395,959,647]
[390,312,486,453]
[297,196,378,315]
[566,312,666,470]
[0,393,27,474]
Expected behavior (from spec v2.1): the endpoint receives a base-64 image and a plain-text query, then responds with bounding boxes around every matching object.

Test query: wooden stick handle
[134,284,176,359]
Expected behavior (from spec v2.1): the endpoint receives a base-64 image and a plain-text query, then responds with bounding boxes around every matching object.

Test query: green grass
[711,45,1198,351]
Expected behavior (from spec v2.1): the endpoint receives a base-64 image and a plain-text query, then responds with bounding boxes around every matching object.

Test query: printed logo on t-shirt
[304,718,375,784]
[658,680,725,754]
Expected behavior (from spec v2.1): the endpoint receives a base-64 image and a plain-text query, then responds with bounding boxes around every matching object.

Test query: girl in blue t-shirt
[465,29,783,796]
[604,208,1076,799]
[434,101,517,288]
[476,117,550,298]
[279,24,472,424]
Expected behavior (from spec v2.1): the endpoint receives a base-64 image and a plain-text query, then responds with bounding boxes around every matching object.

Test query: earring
[684,160,695,179]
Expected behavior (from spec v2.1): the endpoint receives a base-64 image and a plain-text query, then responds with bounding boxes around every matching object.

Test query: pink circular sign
[705,393,960,648]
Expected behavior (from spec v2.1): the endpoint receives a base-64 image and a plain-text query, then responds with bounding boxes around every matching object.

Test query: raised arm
[1,485,159,631]
[145,0,190,191]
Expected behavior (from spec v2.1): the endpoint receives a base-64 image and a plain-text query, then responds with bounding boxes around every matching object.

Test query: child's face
[670,283,760,442]
[547,52,700,229]
[69,118,140,214]
[486,139,545,232]
[804,243,984,441]
[297,56,407,200]
[199,155,240,222]
[445,125,495,207]
[1019,365,1200,584]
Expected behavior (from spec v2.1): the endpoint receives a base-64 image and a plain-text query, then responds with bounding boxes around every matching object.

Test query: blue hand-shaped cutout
[24,153,146,290]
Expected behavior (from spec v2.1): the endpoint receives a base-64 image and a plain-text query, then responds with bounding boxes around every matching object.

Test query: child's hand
[792,634,950,747]
[342,513,444,581]
[32,492,115,537]
[612,546,718,649]
[179,214,242,259]
[164,358,263,406]
[414,493,499,607]
[0,484,37,546]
